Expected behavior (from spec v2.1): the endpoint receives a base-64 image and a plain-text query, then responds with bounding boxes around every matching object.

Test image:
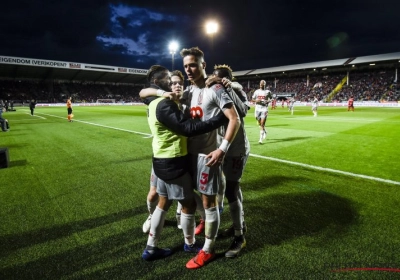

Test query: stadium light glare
[205,20,219,66]
[169,41,179,70]
[205,20,219,35]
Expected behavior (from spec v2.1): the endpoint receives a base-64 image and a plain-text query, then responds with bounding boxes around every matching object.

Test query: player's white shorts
[255,110,268,120]
[189,153,221,196]
[222,153,249,182]
[156,172,194,200]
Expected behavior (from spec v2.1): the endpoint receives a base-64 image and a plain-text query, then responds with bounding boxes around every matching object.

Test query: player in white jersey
[288,97,295,115]
[180,47,240,269]
[252,80,271,144]
[312,96,318,117]
[210,65,250,258]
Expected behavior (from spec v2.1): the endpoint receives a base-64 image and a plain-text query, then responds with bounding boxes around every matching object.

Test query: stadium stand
[238,69,398,103]
[0,56,148,105]
[0,53,399,105]
[234,52,399,103]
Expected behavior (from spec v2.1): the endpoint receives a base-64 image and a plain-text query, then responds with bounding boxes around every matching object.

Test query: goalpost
[96,99,116,104]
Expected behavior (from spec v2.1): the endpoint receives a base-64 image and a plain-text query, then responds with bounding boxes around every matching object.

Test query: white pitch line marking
[36,112,152,137]
[24,113,46,119]
[250,153,400,186]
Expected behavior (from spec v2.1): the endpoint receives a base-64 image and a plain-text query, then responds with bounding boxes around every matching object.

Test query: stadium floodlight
[169,41,179,70]
[205,20,219,65]
[205,20,219,35]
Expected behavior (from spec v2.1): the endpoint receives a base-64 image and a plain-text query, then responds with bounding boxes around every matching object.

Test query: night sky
[1,0,399,73]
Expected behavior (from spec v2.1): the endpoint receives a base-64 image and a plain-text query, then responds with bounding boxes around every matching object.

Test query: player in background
[0,100,10,132]
[67,97,74,122]
[288,97,295,115]
[348,96,354,111]
[252,80,271,144]
[312,96,319,117]
[271,97,277,110]
[180,47,240,269]
[29,99,36,116]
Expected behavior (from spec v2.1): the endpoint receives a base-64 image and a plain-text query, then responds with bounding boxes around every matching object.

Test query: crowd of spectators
[0,80,51,104]
[335,70,397,102]
[0,68,398,105]
[0,80,144,104]
[54,82,144,103]
[238,68,399,102]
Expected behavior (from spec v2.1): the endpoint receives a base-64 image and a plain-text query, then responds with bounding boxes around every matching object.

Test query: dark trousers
[0,118,7,131]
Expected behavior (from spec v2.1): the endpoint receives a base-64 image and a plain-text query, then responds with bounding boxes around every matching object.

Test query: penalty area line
[249,153,400,186]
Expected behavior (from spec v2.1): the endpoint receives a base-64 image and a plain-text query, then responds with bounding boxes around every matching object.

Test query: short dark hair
[180,47,204,61]
[147,65,169,83]
[213,64,233,80]
[171,70,184,81]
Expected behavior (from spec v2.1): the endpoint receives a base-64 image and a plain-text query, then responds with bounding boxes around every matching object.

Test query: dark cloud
[1,0,399,72]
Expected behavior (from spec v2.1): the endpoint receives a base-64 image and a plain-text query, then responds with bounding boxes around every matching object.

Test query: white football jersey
[312,98,318,108]
[184,83,233,154]
[252,89,271,112]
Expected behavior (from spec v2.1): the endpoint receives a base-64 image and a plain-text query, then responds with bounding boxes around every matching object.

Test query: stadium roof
[0,56,148,84]
[1,52,399,83]
[232,52,400,78]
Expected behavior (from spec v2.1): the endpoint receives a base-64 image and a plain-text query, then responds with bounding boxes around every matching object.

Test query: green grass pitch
[1,104,399,279]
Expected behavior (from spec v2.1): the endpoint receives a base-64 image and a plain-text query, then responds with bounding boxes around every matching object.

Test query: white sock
[202,207,220,252]
[181,212,195,245]
[147,207,167,248]
[176,202,182,214]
